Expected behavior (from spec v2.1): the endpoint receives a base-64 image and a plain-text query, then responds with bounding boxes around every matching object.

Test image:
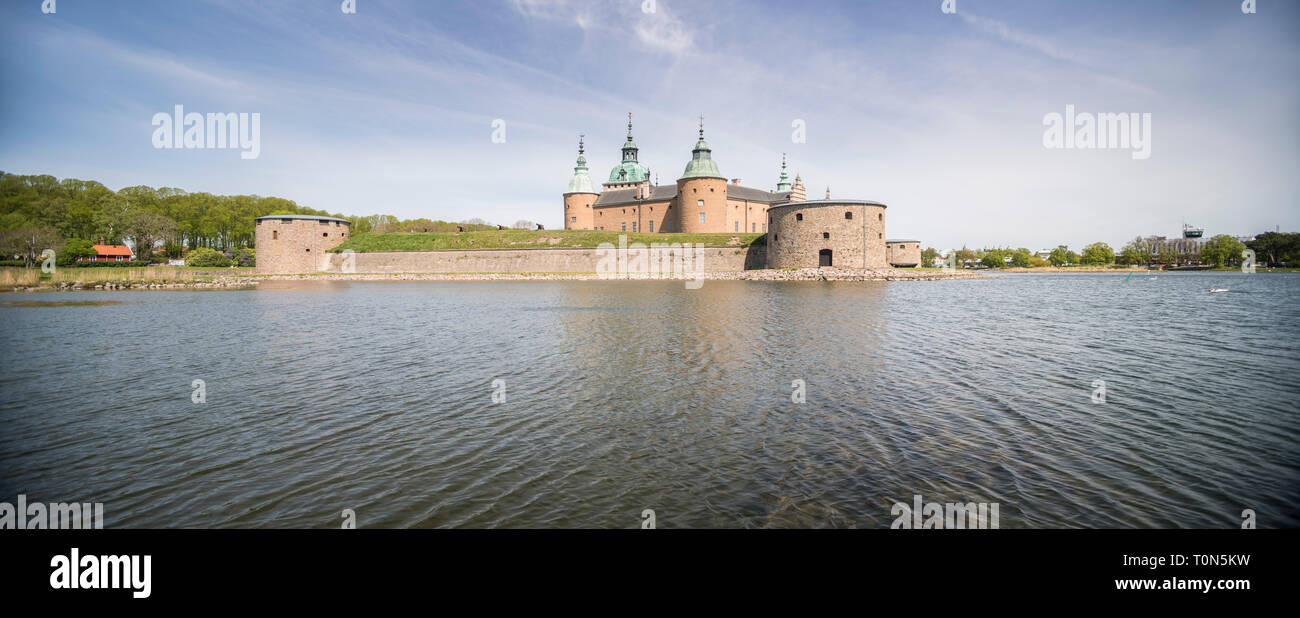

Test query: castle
[563,114,922,268]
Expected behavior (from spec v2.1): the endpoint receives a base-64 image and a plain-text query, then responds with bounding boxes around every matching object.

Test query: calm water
[1,273,1297,528]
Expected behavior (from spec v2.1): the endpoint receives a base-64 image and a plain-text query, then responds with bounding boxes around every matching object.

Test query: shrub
[186,247,232,267]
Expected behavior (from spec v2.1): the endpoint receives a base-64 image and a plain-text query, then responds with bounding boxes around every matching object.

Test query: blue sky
[1,0,1297,250]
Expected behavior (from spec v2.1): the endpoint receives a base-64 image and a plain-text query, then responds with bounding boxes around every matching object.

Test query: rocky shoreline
[5,276,256,293]
[254,268,988,283]
[4,269,987,291]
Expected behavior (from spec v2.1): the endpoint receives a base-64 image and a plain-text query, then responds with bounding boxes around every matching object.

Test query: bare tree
[0,225,64,268]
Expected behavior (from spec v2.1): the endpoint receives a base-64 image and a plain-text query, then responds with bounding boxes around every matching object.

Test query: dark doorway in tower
[818,249,833,267]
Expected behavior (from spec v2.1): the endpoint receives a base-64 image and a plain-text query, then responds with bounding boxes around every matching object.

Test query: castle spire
[825,186,831,200]
[776,153,792,191]
[621,112,639,163]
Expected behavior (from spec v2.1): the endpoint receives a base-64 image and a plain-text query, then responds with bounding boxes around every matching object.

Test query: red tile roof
[92,244,134,257]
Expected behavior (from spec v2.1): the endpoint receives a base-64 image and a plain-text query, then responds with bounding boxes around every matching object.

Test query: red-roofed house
[84,238,134,262]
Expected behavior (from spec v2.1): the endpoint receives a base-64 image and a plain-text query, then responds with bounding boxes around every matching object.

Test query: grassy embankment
[330,230,766,252]
[0,267,255,291]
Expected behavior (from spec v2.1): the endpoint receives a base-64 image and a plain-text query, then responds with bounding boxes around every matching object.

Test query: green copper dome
[566,136,597,194]
[680,119,723,180]
[608,113,649,184]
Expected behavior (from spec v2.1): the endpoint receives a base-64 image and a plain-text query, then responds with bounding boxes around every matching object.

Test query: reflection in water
[0,274,1296,528]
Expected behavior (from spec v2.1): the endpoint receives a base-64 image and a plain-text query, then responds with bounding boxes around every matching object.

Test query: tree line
[922,233,1299,269]
[0,171,522,267]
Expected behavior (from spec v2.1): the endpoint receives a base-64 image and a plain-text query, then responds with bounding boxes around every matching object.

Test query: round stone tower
[563,136,598,230]
[675,119,728,234]
[766,200,888,269]
[254,214,351,274]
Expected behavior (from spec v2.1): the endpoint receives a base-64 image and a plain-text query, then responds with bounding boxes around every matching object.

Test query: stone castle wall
[766,202,887,269]
[316,245,766,274]
[255,217,351,274]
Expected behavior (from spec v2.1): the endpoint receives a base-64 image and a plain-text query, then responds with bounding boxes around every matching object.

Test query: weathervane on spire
[578,134,585,154]
[698,114,705,138]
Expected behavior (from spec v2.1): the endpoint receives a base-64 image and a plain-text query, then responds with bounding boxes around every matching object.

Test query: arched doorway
[819,249,833,267]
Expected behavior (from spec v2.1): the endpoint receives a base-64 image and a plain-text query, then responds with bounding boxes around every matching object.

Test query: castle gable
[726,185,792,204]
[594,184,678,208]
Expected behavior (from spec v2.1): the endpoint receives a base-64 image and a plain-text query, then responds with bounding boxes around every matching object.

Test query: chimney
[99,237,105,245]
[731,178,742,186]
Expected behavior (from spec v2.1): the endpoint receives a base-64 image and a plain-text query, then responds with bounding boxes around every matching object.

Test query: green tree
[921,247,939,267]
[1118,236,1152,266]
[981,248,1006,268]
[1245,232,1300,266]
[1048,245,1071,266]
[1156,247,1182,266]
[1200,234,1246,267]
[1080,242,1114,266]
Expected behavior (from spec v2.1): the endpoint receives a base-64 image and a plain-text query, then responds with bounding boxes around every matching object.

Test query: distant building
[886,240,922,268]
[85,239,134,262]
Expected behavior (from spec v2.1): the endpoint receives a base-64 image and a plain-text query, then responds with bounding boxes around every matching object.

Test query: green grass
[331,230,766,253]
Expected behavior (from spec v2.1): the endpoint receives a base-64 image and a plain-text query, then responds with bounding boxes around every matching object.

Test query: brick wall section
[593,199,674,233]
[255,217,351,274]
[676,177,728,233]
[766,202,887,269]
[886,241,922,267]
[316,246,765,274]
[563,193,598,230]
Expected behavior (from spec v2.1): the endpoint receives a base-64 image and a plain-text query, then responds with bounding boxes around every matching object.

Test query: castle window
[305,248,311,252]
[649,221,654,232]
[272,231,279,240]
[823,232,830,239]
[752,223,756,233]
[323,232,329,237]
[878,213,883,221]
[571,216,577,222]
[697,200,704,207]
[774,234,778,242]
[699,212,706,223]
[763,224,767,232]
[845,212,852,219]
[734,221,739,232]
[796,213,803,221]
[632,222,637,232]
[879,233,883,239]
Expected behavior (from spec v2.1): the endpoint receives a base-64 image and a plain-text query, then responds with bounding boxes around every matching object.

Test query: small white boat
[1209,288,1229,293]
